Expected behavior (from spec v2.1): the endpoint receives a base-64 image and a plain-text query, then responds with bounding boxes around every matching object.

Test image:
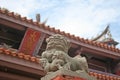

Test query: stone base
[41,69,97,80]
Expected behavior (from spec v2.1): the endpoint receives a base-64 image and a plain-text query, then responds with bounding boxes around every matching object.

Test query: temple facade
[0,8,120,80]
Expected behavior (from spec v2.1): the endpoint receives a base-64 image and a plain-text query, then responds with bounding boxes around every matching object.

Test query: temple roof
[0,7,120,79]
[91,26,119,46]
[0,47,39,63]
[0,48,120,80]
[0,7,120,56]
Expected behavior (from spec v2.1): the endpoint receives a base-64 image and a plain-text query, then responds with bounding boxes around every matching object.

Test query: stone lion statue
[50,50,88,73]
[41,34,70,63]
[40,34,89,73]
[40,58,65,72]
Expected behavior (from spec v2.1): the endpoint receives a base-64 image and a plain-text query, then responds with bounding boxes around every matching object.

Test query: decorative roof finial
[106,25,112,39]
[42,17,48,25]
[36,14,40,22]
[91,25,119,46]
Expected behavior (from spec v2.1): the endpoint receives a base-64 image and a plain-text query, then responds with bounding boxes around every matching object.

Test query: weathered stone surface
[41,69,97,80]
[40,34,96,80]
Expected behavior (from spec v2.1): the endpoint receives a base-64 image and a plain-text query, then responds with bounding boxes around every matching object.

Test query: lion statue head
[46,34,70,53]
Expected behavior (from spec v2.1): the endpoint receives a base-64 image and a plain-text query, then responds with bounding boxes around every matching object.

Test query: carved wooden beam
[0,71,36,80]
[80,47,120,59]
[0,18,25,31]
[0,53,46,77]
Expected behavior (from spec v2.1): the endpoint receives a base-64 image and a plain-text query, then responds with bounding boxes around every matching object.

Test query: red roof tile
[0,48,39,63]
[0,8,120,54]
[89,71,120,80]
[0,47,120,79]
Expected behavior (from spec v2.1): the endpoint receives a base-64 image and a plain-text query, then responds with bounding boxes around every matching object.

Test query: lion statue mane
[40,34,89,73]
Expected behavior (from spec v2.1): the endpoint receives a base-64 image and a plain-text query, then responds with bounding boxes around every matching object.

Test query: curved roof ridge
[0,7,120,53]
[92,26,109,41]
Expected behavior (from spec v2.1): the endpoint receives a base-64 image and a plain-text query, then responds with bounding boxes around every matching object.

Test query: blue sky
[0,0,120,48]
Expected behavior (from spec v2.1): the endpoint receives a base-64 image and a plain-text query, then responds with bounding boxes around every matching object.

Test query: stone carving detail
[40,34,89,73]
[0,43,18,52]
[0,43,12,49]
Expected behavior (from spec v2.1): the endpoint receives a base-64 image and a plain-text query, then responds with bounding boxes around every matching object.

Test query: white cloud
[0,0,57,17]
[45,0,120,39]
